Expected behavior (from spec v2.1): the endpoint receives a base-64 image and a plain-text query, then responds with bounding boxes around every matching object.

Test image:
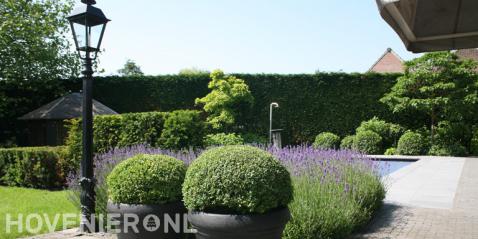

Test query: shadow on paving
[351,203,412,239]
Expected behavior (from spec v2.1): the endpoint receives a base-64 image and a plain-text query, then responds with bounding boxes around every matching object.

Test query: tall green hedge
[3,73,423,145]
[69,73,402,144]
[0,146,68,189]
[66,110,205,162]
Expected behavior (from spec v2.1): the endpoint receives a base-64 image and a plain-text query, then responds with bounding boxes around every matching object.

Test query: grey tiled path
[354,157,478,239]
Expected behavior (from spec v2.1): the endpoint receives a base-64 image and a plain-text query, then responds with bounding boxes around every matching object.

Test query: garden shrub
[195,70,254,131]
[397,132,425,155]
[159,110,205,149]
[384,147,396,155]
[118,112,167,148]
[92,115,123,153]
[0,146,68,189]
[356,117,403,149]
[426,121,470,156]
[66,110,203,163]
[240,132,268,145]
[107,154,186,204]
[340,135,355,150]
[313,132,340,149]
[353,131,382,154]
[182,145,293,214]
[428,143,467,157]
[471,128,478,156]
[203,133,244,146]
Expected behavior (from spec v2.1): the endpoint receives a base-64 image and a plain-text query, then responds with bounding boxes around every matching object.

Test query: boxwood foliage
[356,117,404,150]
[397,132,425,155]
[340,135,355,150]
[107,154,187,204]
[0,146,69,189]
[66,110,204,162]
[203,133,244,147]
[182,145,293,214]
[313,132,340,149]
[159,110,205,149]
[353,131,382,154]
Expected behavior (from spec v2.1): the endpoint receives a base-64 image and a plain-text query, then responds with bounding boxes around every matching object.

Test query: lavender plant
[67,144,385,239]
[268,146,385,239]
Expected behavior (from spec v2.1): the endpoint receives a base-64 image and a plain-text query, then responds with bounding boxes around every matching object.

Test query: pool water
[376,160,415,176]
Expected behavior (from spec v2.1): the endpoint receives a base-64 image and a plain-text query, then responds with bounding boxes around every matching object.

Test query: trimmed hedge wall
[62,73,403,144]
[66,110,205,162]
[0,146,68,189]
[3,73,413,145]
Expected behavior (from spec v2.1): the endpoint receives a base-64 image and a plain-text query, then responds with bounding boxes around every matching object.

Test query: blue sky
[87,0,421,75]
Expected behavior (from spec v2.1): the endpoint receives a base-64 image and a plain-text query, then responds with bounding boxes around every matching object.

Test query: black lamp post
[67,0,109,233]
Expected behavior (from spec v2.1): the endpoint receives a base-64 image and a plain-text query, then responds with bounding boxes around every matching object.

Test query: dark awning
[19,93,118,120]
[376,0,478,53]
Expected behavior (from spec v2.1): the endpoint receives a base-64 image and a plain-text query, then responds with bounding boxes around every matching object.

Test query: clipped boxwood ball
[313,132,340,149]
[397,132,425,155]
[107,154,187,205]
[353,130,382,154]
[182,145,293,214]
[340,135,355,150]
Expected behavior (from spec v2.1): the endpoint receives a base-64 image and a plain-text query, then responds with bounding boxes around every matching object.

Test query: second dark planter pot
[107,201,189,239]
[188,207,290,239]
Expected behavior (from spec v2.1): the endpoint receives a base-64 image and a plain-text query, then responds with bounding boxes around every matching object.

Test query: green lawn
[0,186,79,239]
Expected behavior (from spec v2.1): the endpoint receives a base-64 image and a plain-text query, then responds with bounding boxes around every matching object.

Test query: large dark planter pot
[107,201,189,239]
[188,207,290,239]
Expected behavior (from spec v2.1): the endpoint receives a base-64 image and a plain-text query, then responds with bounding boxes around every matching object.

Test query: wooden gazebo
[18,93,118,146]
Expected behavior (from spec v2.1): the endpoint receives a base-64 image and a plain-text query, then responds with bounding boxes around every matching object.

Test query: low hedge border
[0,146,69,189]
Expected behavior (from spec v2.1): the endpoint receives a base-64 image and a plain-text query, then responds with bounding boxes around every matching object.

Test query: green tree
[178,67,209,76]
[0,0,79,82]
[195,70,254,131]
[117,59,144,76]
[381,52,478,143]
[0,0,80,144]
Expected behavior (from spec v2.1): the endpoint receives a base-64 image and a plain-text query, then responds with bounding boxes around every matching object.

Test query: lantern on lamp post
[67,0,109,232]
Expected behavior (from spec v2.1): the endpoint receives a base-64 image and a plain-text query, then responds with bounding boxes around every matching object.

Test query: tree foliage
[195,70,254,131]
[117,59,144,76]
[381,52,478,141]
[178,67,209,76]
[0,0,79,82]
[0,0,80,144]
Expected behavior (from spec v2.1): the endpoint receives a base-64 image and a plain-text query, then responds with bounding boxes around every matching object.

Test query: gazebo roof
[19,93,118,120]
[377,0,478,53]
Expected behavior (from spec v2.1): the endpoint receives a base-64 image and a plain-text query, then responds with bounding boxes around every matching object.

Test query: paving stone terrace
[25,156,478,239]
[354,157,478,239]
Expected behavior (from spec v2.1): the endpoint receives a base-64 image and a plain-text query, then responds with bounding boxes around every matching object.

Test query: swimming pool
[376,160,416,176]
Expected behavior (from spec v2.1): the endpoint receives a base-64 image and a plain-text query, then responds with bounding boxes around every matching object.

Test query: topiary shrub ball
[107,154,187,205]
[182,145,293,214]
[397,132,425,156]
[384,147,397,155]
[353,130,382,154]
[340,135,355,150]
[313,132,341,149]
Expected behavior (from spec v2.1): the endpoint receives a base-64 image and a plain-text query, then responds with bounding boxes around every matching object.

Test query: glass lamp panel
[72,22,86,49]
[87,24,105,50]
